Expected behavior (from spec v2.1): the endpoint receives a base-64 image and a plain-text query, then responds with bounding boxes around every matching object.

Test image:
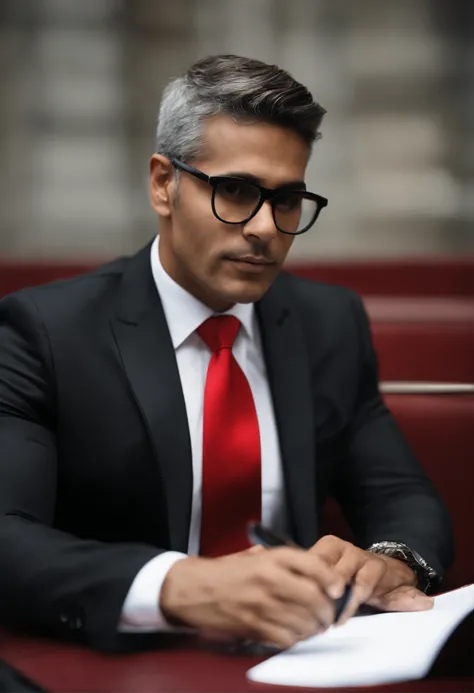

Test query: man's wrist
[366,541,438,593]
[159,556,203,627]
[378,554,417,587]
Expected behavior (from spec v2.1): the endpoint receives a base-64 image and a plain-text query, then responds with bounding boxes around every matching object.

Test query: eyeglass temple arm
[169,158,211,184]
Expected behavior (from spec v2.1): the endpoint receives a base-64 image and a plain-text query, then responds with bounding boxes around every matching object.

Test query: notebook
[247,584,474,688]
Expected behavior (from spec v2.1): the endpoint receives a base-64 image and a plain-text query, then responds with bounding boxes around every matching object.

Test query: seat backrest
[288,258,474,297]
[364,297,474,382]
[2,257,474,298]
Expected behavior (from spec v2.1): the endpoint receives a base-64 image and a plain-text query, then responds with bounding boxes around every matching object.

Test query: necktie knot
[198,315,241,352]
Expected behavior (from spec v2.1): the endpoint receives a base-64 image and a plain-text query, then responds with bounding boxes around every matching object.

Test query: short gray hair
[156,54,326,163]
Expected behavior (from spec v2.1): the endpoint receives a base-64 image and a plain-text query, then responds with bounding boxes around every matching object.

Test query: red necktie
[197,316,261,557]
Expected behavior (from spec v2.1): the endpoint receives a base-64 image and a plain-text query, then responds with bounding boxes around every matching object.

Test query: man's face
[150,115,310,311]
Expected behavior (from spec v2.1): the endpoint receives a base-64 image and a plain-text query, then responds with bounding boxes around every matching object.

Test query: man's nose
[242,201,278,242]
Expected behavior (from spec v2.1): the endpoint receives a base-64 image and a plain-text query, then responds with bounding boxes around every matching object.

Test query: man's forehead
[199,116,309,183]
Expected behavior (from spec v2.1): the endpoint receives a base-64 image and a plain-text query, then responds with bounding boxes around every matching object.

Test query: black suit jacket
[0,242,453,652]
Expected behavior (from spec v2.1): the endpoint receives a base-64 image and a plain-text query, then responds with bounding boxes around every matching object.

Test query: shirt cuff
[119,551,189,632]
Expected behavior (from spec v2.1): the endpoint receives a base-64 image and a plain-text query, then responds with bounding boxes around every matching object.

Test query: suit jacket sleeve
[331,293,454,577]
[0,293,167,652]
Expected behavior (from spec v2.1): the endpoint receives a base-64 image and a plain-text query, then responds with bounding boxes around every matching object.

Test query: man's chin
[218,279,272,306]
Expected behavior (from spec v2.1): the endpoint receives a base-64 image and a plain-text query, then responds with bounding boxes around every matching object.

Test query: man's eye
[223,182,243,196]
[219,181,258,203]
[276,193,301,211]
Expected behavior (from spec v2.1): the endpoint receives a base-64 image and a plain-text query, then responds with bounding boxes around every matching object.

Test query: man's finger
[334,545,380,585]
[198,627,236,643]
[310,535,348,565]
[369,586,434,612]
[245,545,266,555]
[335,555,387,625]
[267,569,336,628]
[261,598,327,641]
[275,547,346,599]
[227,545,266,557]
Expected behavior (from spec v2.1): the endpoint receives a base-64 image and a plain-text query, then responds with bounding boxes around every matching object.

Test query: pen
[247,522,352,623]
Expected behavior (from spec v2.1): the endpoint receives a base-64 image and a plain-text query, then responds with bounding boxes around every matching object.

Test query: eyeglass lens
[213,179,319,234]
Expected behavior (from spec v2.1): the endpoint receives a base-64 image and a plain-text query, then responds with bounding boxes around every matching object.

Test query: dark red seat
[288,257,474,297]
[0,262,97,297]
[364,298,474,382]
[1,256,474,298]
[321,392,474,591]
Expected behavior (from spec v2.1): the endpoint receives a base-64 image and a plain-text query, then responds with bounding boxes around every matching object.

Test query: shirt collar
[150,235,256,349]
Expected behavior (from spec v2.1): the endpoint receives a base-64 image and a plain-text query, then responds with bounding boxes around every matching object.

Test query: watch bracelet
[366,541,439,593]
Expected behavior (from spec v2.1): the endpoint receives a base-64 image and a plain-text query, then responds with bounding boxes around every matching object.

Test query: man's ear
[149,155,176,217]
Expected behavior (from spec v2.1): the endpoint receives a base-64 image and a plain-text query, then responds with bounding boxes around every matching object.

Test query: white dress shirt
[119,235,286,631]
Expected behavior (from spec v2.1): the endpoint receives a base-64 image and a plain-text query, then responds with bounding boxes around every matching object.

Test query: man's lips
[226,256,275,265]
[225,257,275,274]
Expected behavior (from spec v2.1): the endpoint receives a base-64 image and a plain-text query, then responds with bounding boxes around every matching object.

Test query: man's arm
[331,293,454,577]
[0,293,169,651]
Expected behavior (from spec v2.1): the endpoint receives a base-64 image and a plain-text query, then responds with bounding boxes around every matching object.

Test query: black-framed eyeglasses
[170,158,328,235]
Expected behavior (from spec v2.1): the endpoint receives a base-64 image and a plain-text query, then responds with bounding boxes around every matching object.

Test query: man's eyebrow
[219,171,307,190]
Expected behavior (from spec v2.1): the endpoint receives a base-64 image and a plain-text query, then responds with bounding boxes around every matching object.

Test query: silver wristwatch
[367,541,439,594]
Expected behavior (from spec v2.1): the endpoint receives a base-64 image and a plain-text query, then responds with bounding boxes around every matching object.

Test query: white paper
[247,584,474,688]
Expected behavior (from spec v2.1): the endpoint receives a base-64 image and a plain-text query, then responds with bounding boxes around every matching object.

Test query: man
[0,55,453,653]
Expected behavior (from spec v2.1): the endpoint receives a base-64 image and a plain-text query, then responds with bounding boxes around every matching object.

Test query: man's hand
[310,535,434,624]
[159,547,346,649]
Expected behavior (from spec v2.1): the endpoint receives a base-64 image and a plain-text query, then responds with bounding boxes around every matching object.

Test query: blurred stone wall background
[0,0,472,261]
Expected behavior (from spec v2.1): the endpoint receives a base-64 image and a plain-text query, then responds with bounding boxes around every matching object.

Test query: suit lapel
[257,275,318,548]
[110,244,192,552]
